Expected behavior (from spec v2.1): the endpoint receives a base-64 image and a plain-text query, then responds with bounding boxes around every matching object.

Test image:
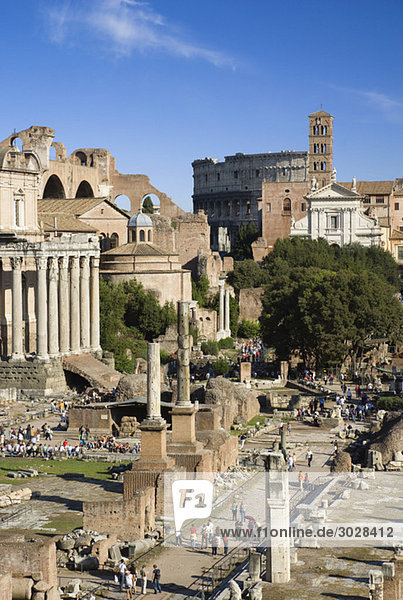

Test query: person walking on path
[140,565,148,595]
[152,565,162,594]
[306,448,313,468]
[231,501,238,522]
[223,534,229,555]
[118,559,127,593]
[190,525,197,549]
[240,502,246,524]
[298,471,304,491]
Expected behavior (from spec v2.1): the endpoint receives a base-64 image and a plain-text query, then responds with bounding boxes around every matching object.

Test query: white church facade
[290,173,382,247]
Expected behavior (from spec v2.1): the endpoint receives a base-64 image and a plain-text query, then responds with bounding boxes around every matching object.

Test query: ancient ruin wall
[238,287,264,322]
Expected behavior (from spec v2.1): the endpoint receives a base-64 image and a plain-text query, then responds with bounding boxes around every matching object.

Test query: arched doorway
[43,175,66,199]
[114,195,131,212]
[75,181,94,198]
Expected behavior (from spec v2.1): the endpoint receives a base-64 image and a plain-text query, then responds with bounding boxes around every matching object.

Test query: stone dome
[128,212,153,228]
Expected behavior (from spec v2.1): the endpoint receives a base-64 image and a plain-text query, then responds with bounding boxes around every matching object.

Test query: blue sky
[1,0,402,211]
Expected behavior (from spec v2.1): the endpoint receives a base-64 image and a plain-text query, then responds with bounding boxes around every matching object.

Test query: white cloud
[45,0,234,68]
[331,85,403,122]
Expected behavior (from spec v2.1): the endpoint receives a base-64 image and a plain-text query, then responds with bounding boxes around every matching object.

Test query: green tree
[231,224,259,261]
[260,265,403,370]
[227,260,268,296]
[238,319,261,339]
[213,358,230,376]
[201,340,219,356]
[192,274,210,307]
[142,196,154,214]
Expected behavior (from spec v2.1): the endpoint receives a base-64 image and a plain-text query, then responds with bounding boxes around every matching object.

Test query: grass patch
[37,512,83,534]
[0,457,122,484]
[246,414,265,427]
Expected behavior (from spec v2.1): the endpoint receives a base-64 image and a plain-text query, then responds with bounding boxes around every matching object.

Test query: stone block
[45,586,61,600]
[33,580,51,593]
[12,577,33,600]
[0,573,12,600]
[32,592,46,600]
[65,579,81,594]
[108,544,122,563]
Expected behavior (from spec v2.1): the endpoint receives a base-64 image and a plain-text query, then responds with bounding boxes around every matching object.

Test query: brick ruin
[82,302,238,539]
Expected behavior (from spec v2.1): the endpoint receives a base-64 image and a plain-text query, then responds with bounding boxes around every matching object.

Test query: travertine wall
[238,287,264,322]
[83,487,155,540]
[69,405,113,433]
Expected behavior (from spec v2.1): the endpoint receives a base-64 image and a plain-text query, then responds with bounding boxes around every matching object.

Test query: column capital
[90,256,100,269]
[9,256,23,270]
[48,256,59,276]
[80,255,90,269]
[70,255,80,268]
[59,255,69,270]
[35,256,48,270]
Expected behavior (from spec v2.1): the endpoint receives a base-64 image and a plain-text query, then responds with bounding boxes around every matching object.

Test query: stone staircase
[62,353,121,391]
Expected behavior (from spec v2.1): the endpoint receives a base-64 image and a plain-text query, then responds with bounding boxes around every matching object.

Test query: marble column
[224,288,230,335]
[146,342,163,421]
[10,257,24,360]
[48,257,59,357]
[35,256,49,360]
[218,279,224,332]
[177,301,191,406]
[90,256,101,352]
[70,256,80,353]
[80,256,90,350]
[58,256,70,355]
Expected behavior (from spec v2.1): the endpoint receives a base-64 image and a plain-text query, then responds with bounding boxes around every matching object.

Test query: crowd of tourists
[239,338,264,362]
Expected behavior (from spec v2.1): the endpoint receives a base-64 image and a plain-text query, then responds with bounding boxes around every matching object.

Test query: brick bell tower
[308,110,334,188]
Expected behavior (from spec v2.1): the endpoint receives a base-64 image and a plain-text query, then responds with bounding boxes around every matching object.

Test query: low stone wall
[204,377,260,429]
[69,405,113,433]
[0,535,58,588]
[83,487,155,541]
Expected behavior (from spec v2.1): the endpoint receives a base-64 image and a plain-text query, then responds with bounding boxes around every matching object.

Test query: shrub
[376,396,403,411]
[213,359,230,376]
[160,350,171,365]
[218,337,234,349]
[201,340,219,356]
[238,319,261,339]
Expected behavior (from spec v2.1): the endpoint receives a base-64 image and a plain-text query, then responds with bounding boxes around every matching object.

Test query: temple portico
[0,234,101,361]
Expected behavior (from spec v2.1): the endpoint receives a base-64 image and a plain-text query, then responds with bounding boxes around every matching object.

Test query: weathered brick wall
[0,536,57,587]
[261,181,310,251]
[83,488,155,540]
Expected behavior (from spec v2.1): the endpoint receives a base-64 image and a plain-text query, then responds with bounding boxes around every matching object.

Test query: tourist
[239,502,246,524]
[118,559,127,592]
[231,501,238,521]
[140,565,148,595]
[211,534,219,556]
[223,534,229,555]
[298,471,304,491]
[125,569,134,599]
[190,525,197,549]
[201,524,208,549]
[306,448,313,468]
[152,565,161,594]
[287,455,294,472]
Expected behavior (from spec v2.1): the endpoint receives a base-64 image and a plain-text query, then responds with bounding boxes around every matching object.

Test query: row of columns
[10,254,100,361]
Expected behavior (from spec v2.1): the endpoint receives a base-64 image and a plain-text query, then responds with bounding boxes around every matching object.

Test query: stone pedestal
[169,405,203,454]
[239,361,252,382]
[249,550,262,582]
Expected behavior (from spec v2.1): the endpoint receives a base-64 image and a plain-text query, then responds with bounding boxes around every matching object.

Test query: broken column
[168,301,205,464]
[264,452,290,584]
[224,288,231,338]
[128,341,175,473]
[216,277,226,341]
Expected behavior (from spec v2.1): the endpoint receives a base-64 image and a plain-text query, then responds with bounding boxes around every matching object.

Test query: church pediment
[306,181,362,200]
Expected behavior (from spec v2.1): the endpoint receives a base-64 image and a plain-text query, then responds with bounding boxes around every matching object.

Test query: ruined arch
[43,174,65,199]
[142,193,160,214]
[114,195,131,212]
[10,136,23,152]
[75,151,88,166]
[75,180,94,198]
